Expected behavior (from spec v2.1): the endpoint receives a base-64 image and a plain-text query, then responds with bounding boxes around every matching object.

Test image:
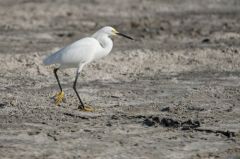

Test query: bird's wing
[43,37,100,65]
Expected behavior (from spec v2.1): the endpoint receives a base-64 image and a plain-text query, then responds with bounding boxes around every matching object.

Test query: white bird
[43,26,133,112]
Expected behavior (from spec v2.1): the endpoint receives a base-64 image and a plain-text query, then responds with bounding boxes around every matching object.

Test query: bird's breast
[93,49,111,60]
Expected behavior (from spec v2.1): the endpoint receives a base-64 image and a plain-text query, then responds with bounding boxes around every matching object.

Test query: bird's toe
[54,91,65,106]
[79,105,94,112]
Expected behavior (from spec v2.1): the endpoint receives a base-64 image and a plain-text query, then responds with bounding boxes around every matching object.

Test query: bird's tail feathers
[43,56,52,65]
[43,53,59,65]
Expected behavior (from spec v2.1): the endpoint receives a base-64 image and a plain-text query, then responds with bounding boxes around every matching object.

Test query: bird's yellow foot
[54,91,65,106]
[79,105,94,112]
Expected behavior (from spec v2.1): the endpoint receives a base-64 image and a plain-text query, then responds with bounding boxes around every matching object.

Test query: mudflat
[0,0,240,158]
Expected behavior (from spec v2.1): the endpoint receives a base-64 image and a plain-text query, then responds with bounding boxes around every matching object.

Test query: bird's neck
[99,36,113,52]
[92,33,113,55]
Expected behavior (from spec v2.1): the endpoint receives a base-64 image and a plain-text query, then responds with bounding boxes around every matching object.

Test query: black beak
[116,32,133,40]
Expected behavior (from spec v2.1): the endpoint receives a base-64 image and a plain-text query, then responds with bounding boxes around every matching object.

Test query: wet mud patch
[142,116,236,138]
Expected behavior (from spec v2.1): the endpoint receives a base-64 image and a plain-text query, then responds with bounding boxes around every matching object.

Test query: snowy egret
[43,26,133,112]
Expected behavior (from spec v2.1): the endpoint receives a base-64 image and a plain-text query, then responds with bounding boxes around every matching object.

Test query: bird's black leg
[53,68,65,105]
[73,72,85,109]
[54,68,62,92]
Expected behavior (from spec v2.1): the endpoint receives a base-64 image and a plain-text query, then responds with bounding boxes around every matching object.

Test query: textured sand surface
[0,0,240,158]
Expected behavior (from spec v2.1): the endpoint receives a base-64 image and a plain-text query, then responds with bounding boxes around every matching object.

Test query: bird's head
[99,26,133,40]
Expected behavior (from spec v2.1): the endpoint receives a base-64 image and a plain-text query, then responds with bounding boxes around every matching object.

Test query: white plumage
[43,26,133,111]
[43,37,98,66]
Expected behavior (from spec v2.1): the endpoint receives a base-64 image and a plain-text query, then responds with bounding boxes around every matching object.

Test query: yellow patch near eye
[112,28,118,34]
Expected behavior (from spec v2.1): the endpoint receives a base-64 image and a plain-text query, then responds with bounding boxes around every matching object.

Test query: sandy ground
[0,0,240,158]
